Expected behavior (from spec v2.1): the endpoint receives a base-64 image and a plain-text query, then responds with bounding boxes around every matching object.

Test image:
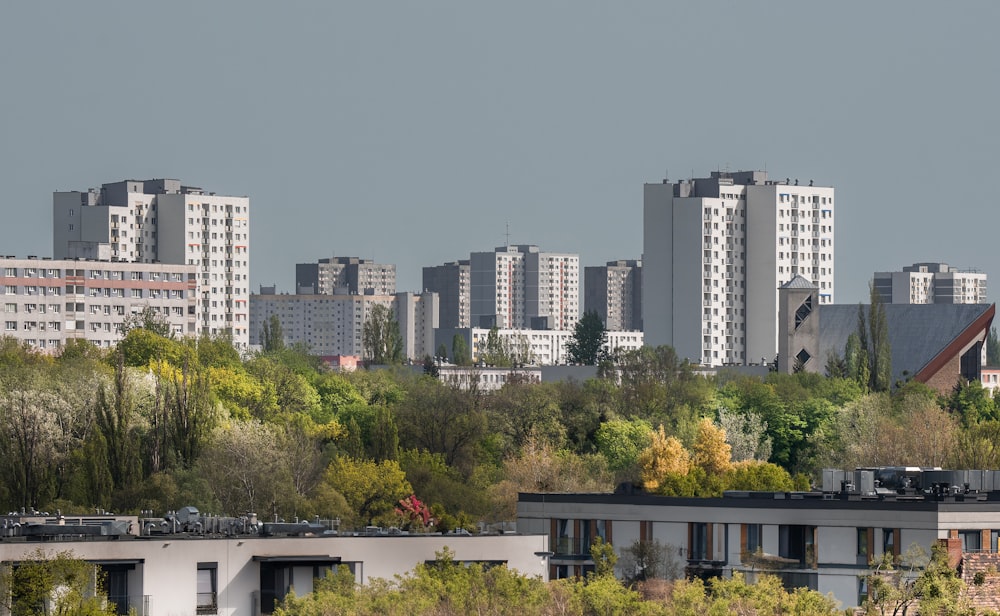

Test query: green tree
[121,305,173,338]
[567,311,607,366]
[451,334,471,366]
[862,543,967,616]
[594,418,653,474]
[481,326,511,367]
[868,285,892,392]
[989,327,1000,366]
[260,314,285,353]
[0,549,118,616]
[362,305,404,365]
[197,420,295,517]
[323,456,412,526]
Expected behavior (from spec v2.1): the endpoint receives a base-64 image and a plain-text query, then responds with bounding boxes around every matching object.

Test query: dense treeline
[0,325,998,530]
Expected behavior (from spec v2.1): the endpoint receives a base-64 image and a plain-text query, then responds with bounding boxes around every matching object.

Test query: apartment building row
[0,257,198,350]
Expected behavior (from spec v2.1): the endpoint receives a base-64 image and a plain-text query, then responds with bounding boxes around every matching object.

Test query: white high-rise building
[53,179,250,347]
[873,263,987,304]
[643,171,834,366]
[470,245,579,330]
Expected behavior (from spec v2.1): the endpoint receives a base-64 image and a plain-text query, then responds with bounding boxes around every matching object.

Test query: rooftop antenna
[505,221,510,247]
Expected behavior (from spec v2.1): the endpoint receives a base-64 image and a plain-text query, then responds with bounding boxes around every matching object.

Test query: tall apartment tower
[873,262,987,304]
[584,260,642,331]
[296,257,396,295]
[643,171,834,366]
[422,260,470,328]
[53,179,250,346]
[470,245,579,330]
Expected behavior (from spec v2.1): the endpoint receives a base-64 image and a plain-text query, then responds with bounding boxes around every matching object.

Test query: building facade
[470,245,579,330]
[422,260,471,329]
[0,511,547,616]
[873,262,988,305]
[643,171,834,366]
[249,290,438,361]
[296,257,396,295]
[518,468,1000,611]
[53,179,250,347]
[1,257,198,350]
[584,260,642,331]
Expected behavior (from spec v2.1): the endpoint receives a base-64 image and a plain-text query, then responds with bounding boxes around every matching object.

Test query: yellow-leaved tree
[638,425,690,491]
[691,417,732,476]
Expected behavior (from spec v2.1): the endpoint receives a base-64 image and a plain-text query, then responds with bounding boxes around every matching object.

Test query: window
[4,303,15,313]
[858,528,871,563]
[745,524,762,554]
[4,321,15,331]
[4,286,15,295]
[689,522,709,560]
[196,563,217,614]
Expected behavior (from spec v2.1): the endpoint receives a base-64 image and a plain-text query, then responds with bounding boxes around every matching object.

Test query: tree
[567,311,607,366]
[637,425,690,491]
[868,285,892,392]
[619,539,683,583]
[121,306,173,338]
[362,305,404,365]
[594,418,653,474]
[481,326,511,367]
[393,377,486,472]
[0,549,118,616]
[717,406,771,462]
[989,327,1000,366]
[323,456,412,526]
[690,417,732,475]
[862,543,967,616]
[260,314,285,353]
[451,334,471,366]
[197,420,294,517]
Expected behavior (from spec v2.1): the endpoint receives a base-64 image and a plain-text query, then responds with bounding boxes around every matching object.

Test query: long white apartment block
[249,290,438,360]
[437,327,643,366]
[0,257,198,350]
[470,245,579,330]
[53,179,250,347]
[644,171,834,366]
[873,262,987,304]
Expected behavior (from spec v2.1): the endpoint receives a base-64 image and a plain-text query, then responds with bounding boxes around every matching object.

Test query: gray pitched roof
[817,303,993,385]
[780,275,817,290]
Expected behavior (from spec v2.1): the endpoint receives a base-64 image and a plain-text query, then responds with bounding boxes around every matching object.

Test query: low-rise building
[518,467,1000,611]
[0,510,547,616]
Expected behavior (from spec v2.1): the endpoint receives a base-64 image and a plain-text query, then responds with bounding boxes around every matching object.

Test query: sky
[1,2,998,304]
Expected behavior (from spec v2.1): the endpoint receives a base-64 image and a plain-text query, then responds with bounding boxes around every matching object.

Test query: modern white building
[53,179,250,347]
[249,289,438,361]
[0,511,547,616]
[422,260,471,329]
[643,171,834,366]
[0,257,198,350]
[437,327,643,366]
[296,257,396,295]
[873,262,987,305]
[584,260,642,332]
[518,468,1000,611]
[470,245,579,331]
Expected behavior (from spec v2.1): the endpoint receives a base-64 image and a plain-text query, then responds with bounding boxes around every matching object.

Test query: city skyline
[2,3,998,302]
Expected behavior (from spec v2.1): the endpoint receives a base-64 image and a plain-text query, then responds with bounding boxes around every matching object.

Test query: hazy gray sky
[2,2,998,304]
